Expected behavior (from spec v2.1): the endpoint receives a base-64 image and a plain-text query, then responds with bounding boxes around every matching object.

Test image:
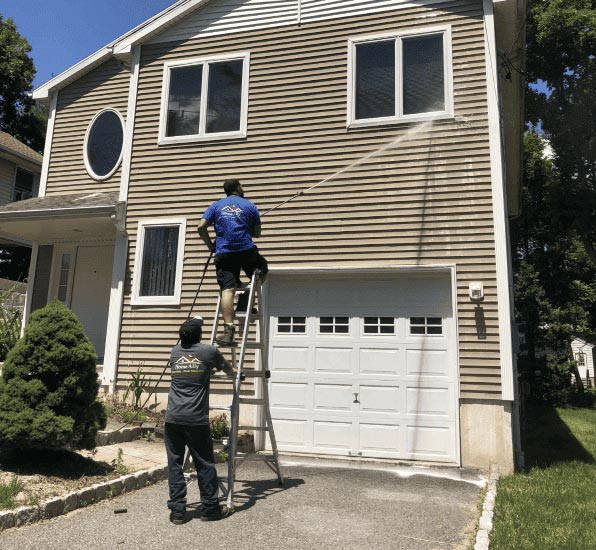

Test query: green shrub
[210,414,229,439]
[0,300,106,450]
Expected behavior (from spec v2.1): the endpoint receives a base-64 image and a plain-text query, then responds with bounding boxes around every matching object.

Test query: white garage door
[266,271,459,463]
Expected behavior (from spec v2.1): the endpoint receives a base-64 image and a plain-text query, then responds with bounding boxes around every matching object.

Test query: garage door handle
[353,393,359,403]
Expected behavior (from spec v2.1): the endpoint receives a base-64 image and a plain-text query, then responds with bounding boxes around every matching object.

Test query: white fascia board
[483,0,515,401]
[33,48,112,101]
[112,0,214,55]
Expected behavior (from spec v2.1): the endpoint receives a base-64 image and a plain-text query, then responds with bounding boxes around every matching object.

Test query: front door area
[50,244,114,361]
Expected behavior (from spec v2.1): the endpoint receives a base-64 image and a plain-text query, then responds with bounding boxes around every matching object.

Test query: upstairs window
[13,168,35,201]
[159,53,249,144]
[349,28,452,126]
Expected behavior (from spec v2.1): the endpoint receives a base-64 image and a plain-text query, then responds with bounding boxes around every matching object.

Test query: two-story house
[0,0,525,473]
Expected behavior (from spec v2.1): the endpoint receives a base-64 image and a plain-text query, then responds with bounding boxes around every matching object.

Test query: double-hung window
[159,53,249,144]
[348,27,453,127]
[132,219,186,306]
[13,168,35,201]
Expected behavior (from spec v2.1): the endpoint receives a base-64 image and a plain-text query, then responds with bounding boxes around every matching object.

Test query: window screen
[355,40,395,119]
[139,226,180,297]
[403,34,445,115]
[166,65,203,137]
[206,60,243,133]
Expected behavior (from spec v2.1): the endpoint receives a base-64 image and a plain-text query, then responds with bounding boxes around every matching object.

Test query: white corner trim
[483,0,515,401]
[21,242,39,336]
[119,45,142,204]
[131,218,187,306]
[83,108,126,181]
[38,91,58,198]
[103,233,129,391]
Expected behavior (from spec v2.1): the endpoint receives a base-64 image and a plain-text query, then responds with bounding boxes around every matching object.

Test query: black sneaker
[169,512,186,525]
[216,324,236,346]
[200,505,232,522]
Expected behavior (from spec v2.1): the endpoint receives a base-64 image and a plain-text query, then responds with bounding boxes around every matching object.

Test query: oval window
[84,109,124,180]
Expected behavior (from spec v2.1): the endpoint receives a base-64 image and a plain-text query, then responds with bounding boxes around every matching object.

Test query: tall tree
[0,15,46,152]
[525,0,596,263]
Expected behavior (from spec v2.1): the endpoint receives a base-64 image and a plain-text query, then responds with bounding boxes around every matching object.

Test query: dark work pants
[164,423,219,515]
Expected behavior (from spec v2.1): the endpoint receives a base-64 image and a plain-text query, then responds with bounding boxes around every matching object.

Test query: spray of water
[263,119,434,216]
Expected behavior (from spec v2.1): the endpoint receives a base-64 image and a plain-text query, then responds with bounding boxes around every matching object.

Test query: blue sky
[2,1,174,89]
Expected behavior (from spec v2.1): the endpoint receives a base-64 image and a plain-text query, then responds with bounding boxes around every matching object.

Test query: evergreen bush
[0,300,106,450]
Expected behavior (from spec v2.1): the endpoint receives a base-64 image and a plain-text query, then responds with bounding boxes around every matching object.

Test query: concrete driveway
[0,458,483,550]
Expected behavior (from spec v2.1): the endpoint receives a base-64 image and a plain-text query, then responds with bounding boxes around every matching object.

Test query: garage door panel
[314,347,353,373]
[406,424,457,462]
[406,386,452,418]
[314,383,353,412]
[359,385,402,414]
[271,419,309,448]
[359,348,402,376]
[313,420,353,451]
[270,346,310,372]
[270,381,309,409]
[359,423,402,455]
[406,349,449,377]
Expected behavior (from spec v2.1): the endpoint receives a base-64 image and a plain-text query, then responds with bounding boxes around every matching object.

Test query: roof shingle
[0,131,43,165]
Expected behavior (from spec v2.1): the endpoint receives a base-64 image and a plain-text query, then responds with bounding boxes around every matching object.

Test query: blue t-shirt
[202,195,261,254]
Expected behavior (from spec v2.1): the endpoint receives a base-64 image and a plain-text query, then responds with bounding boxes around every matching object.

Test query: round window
[84,109,124,180]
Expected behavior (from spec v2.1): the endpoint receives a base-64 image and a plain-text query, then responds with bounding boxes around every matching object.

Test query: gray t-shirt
[165,343,226,425]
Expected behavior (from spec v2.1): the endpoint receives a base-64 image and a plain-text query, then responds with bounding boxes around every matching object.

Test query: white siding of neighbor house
[572,338,595,383]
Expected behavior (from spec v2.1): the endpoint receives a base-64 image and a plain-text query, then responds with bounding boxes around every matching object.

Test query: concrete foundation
[460,399,515,474]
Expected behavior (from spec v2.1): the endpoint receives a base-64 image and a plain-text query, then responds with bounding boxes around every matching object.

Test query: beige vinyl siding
[0,157,15,205]
[45,58,129,197]
[118,0,502,399]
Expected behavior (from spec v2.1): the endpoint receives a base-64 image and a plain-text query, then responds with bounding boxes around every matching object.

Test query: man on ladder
[198,178,268,346]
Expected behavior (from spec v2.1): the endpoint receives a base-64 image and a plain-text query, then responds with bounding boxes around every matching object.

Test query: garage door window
[277,316,306,334]
[319,316,350,334]
[410,317,443,335]
[363,316,395,334]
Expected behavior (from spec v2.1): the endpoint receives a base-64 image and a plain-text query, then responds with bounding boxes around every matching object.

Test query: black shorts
[214,247,268,290]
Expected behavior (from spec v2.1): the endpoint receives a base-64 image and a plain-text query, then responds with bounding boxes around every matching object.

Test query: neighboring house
[571,337,595,385]
[0,0,525,473]
[0,132,42,277]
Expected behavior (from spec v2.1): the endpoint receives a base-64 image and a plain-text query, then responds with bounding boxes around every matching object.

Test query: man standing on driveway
[165,316,233,524]
[198,178,268,346]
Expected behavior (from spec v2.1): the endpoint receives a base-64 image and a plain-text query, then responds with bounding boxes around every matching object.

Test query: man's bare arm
[197,218,215,251]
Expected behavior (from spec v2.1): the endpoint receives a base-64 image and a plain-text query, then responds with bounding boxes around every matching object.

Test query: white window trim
[276,315,307,335]
[362,315,396,336]
[347,25,454,129]
[12,166,36,202]
[158,52,250,146]
[131,218,186,306]
[408,315,445,337]
[317,315,351,336]
[48,245,78,307]
[83,108,125,181]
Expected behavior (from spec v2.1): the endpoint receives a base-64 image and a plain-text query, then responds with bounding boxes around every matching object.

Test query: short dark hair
[179,318,203,348]
[223,179,241,196]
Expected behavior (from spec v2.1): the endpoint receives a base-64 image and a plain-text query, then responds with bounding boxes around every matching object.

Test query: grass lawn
[491,406,596,550]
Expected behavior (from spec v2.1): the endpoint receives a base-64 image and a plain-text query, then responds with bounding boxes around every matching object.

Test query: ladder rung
[238,425,268,431]
[239,398,265,405]
[212,438,229,444]
[234,313,260,321]
[209,405,231,411]
[242,370,269,378]
[244,342,264,349]
[235,453,275,461]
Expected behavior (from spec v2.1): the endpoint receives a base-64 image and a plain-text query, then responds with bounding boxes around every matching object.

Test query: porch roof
[0,192,123,243]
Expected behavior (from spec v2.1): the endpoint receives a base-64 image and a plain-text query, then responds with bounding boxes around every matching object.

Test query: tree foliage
[526,0,596,263]
[0,300,106,450]
[0,15,46,152]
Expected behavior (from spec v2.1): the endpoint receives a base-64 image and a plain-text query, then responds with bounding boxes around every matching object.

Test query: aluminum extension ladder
[186,269,284,512]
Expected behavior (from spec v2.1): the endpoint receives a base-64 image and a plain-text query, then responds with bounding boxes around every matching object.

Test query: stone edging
[96,427,141,447]
[474,472,499,550]
[0,465,168,532]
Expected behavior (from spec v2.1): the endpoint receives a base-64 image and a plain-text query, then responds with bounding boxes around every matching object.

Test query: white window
[348,27,453,127]
[363,316,395,335]
[132,219,186,306]
[410,316,443,336]
[13,168,35,201]
[84,109,125,181]
[576,353,586,367]
[277,316,306,334]
[158,52,250,145]
[319,316,350,335]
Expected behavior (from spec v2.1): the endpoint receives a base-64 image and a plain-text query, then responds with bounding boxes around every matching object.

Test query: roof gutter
[0,204,119,221]
[0,143,43,166]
